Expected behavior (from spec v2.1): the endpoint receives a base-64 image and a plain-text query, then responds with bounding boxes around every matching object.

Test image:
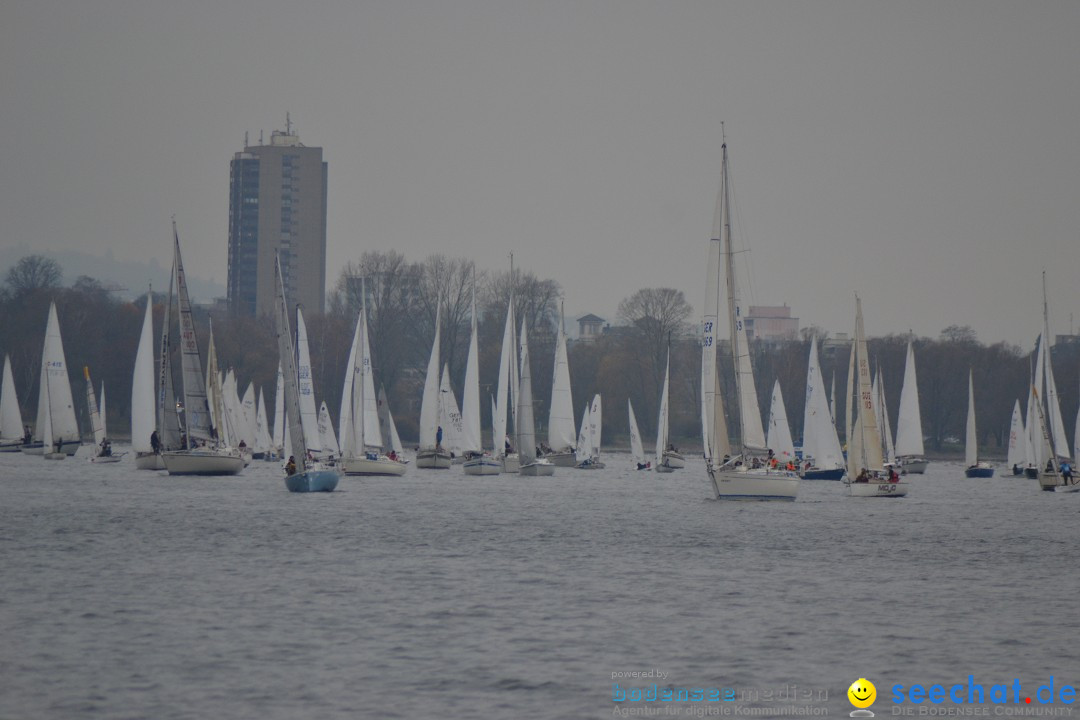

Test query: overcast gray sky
[2,0,1078,348]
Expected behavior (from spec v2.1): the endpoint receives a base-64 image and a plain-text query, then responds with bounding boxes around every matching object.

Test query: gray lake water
[1,449,1078,719]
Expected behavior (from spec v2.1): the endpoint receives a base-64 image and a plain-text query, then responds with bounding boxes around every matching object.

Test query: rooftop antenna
[286,112,292,135]
[259,130,264,145]
[244,131,249,148]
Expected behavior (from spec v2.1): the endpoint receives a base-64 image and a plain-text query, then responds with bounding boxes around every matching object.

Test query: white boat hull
[849,480,909,497]
[899,457,928,474]
[660,450,685,469]
[543,451,577,467]
[135,451,166,470]
[519,460,556,476]
[415,449,452,469]
[341,454,407,477]
[162,449,245,476]
[707,466,799,500]
[463,456,502,475]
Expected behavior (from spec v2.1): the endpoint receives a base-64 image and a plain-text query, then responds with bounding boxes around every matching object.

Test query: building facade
[744,305,799,344]
[227,125,328,318]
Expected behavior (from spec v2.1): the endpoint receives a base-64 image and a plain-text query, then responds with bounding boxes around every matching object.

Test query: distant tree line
[1,253,1074,458]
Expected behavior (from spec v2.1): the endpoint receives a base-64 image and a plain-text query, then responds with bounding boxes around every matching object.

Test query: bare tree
[4,255,62,298]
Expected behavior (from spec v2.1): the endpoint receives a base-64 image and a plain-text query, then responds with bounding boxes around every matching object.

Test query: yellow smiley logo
[848,678,877,709]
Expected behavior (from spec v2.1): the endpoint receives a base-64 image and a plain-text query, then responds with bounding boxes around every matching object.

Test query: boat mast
[720,142,744,452]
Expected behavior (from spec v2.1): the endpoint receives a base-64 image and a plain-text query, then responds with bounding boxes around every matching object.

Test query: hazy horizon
[3,1,1078,349]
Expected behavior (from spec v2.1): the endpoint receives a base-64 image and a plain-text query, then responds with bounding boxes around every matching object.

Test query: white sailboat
[800,336,845,480]
[492,295,520,473]
[0,354,27,451]
[294,307,323,460]
[964,370,994,477]
[377,385,407,464]
[274,256,338,492]
[317,401,340,460]
[132,291,165,469]
[846,297,907,497]
[518,320,555,476]
[340,287,406,476]
[271,364,285,460]
[1006,399,1026,476]
[894,341,928,473]
[25,302,81,458]
[1031,273,1073,490]
[160,221,244,476]
[654,350,684,473]
[463,293,500,476]
[701,141,798,501]
[416,305,451,469]
[545,302,577,466]
[765,380,796,465]
[254,388,273,459]
[575,394,604,469]
[85,369,123,462]
[628,400,649,470]
[439,364,465,462]
[871,370,897,468]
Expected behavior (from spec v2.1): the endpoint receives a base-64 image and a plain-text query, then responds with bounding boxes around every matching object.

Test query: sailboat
[462,292,500,475]
[317,401,340,460]
[628,400,649,470]
[270,364,285,461]
[1029,274,1073,490]
[800,336,845,480]
[0,354,27,451]
[544,302,577,466]
[492,294,520,473]
[845,297,908,497]
[24,302,81,457]
[131,291,165,469]
[1006,399,1026,476]
[894,342,928,474]
[518,320,555,476]
[963,370,994,477]
[439,364,464,462]
[254,388,273,460]
[85,369,123,463]
[575,394,604,469]
[654,350,684,473]
[274,256,338,492]
[377,385,407,464]
[416,305,451,469]
[160,222,244,476]
[765,380,797,465]
[700,141,799,501]
[872,369,897,469]
[339,285,406,476]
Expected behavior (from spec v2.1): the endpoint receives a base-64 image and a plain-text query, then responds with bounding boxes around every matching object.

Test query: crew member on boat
[285,456,297,476]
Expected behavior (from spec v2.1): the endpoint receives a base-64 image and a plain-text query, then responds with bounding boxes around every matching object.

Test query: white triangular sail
[36,302,80,447]
[240,382,257,449]
[965,370,979,468]
[295,307,321,453]
[575,403,592,463]
[131,292,156,453]
[766,379,796,462]
[255,388,272,455]
[589,394,602,461]
[802,336,844,469]
[419,306,442,451]
[847,297,884,478]
[84,368,105,446]
[460,293,482,455]
[894,342,925,457]
[493,297,516,455]
[318,401,339,457]
[655,350,671,468]
[517,319,537,465]
[1006,398,1025,470]
[1,355,24,444]
[338,309,361,456]
[272,364,285,455]
[439,364,463,456]
[628,400,645,467]
[547,304,576,452]
[377,385,403,455]
[872,371,896,465]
